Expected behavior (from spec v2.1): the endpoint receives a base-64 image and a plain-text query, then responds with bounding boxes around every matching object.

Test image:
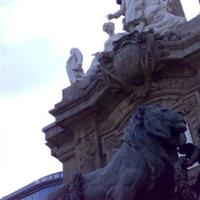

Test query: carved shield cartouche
[113,44,144,86]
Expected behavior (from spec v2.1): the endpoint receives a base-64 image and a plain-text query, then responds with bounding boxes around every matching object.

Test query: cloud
[1,0,117,98]
[2,37,67,97]
[0,90,63,198]
[181,0,200,19]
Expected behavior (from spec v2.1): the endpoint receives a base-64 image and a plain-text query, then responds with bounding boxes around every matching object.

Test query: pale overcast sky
[0,0,199,198]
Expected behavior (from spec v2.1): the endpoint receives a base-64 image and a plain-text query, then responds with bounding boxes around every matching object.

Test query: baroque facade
[43,2,200,188]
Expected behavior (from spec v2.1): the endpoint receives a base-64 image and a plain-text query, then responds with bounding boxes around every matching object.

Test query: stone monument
[43,1,200,199]
[47,104,200,200]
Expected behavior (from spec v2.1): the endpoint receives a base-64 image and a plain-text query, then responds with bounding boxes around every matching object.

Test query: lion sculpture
[48,104,188,200]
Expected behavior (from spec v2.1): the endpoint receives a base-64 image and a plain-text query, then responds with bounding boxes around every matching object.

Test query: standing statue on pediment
[66,48,85,84]
[107,0,145,32]
[103,21,126,52]
[86,22,125,78]
[107,0,186,34]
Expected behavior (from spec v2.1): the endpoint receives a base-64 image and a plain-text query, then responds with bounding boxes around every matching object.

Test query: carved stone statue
[47,104,200,200]
[103,22,126,52]
[86,22,125,78]
[107,0,186,34]
[66,48,84,84]
[107,0,145,32]
[142,0,186,34]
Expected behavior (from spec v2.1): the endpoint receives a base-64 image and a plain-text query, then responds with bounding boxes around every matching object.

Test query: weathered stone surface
[43,15,200,195]
[47,104,199,200]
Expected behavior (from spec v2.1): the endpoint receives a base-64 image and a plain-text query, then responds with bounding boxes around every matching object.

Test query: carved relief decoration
[72,120,97,174]
[100,96,179,165]
[48,115,98,167]
[101,131,123,163]
[97,31,194,100]
[152,77,200,93]
[183,92,200,145]
[51,143,75,162]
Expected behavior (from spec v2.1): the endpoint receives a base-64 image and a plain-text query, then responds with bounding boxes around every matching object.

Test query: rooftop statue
[107,0,145,32]
[66,48,85,84]
[47,104,199,200]
[103,22,126,52]
[86,22,125,78]
[107,0,186,34]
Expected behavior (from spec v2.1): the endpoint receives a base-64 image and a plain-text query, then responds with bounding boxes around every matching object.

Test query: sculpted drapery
[66,48,84,84]
[107,0,186,34]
